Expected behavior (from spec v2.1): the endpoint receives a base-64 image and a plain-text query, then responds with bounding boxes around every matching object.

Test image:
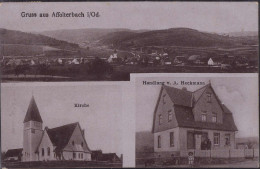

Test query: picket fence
[180,149,259,158]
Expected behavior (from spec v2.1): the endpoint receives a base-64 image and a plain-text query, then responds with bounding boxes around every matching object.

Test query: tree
[88,57,113,79]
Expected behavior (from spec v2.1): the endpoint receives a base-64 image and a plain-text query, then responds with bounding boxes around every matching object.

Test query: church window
[47,147,50,156]
[72,141,75,146]
[42,148,44,156]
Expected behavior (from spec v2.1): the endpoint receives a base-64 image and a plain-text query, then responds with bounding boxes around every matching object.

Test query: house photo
[135,75,259,167]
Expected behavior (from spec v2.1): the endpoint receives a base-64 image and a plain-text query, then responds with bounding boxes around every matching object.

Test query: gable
[37,129,53,153]
[152,87,179,133]
[64,123,91,153]
[192,85,224,123]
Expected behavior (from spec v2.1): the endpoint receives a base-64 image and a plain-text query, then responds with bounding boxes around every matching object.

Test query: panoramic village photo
[0,2,258,82]
[1,84,123,168]
[135,75,259,168]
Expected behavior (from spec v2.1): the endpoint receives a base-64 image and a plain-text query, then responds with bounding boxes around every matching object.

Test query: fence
[180,149,259,158]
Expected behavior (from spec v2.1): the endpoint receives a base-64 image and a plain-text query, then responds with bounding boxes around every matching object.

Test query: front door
[195,134,201,150]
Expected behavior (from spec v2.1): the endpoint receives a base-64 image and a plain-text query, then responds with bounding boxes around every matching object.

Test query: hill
[0,28,79,49]
[99,28,258,48]
[0,28,79,56]
[40,28,133,44]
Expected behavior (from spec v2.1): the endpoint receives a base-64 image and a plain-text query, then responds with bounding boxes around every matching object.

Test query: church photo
[1,83,124,168]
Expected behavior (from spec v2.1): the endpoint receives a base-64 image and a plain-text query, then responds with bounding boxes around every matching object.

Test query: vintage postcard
[133,73,259,168]
[1,82,136,168]
[0,2,258,82]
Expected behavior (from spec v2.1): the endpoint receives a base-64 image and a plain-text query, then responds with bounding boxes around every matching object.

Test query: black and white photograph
[134,74,259,168]
[1,83,125,168]
[0,2,258,82]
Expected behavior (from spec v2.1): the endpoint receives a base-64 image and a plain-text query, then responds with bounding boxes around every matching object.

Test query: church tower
[23,96,43,161]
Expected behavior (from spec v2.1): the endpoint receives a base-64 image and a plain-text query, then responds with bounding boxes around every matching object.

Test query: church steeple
[23,96,43,123]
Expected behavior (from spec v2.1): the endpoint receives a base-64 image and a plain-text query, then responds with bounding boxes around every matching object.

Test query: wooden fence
[180,149,259,158]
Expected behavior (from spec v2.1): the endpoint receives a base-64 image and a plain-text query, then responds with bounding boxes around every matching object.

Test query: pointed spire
[23,96,43,123]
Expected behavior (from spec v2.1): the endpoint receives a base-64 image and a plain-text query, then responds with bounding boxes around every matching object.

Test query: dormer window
[159,115,163,125]
[201,112,207,122]
[207,93,212,103]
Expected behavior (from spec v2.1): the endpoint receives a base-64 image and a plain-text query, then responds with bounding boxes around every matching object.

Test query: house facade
[152,83,238,157]
[22,96,91,162]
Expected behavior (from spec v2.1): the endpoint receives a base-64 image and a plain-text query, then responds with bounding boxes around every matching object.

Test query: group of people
[201,138,212,150]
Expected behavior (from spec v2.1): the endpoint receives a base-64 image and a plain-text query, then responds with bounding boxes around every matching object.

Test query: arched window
[42,148,44,156]
[47,147,50,156]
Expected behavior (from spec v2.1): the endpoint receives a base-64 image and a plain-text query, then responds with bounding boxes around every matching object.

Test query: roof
[188,55,200,61]
[23,96,43,123]
[174,105,238,131]
[152,84,238,133]
[5,148,23,158]
[163,85,193,107]
[46,122,78,152]
[100,153,121,162]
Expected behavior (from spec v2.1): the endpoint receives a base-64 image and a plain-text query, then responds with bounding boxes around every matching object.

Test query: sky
[135,75,259,138]
[0,2,258,33]
[1,83,124,156]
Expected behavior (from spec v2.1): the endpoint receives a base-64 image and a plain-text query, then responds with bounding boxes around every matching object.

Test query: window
[170,132,174,147]
[213,133,220,145]
[73,152,76,159]
[212,113,217,123]
[31,129,35,133]
[201,113,207,122]
[81,153,83,159]
[159,115,162,125]
[72,141,75,146]
[158,135,161,148]
[81,142,83,147]
[168,110,172,122]
[78,153,80,159]
[163,94,166,104]
[207,93,212,102]
[225,134,231,146]
[47,147,50,156]
[42,148,44,156]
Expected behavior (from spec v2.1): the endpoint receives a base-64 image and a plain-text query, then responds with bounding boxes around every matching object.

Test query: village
[1,44,258,81]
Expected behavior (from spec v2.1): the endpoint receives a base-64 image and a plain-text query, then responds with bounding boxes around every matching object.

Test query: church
[22,96,91,161]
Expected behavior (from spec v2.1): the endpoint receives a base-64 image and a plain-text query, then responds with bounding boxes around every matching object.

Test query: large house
[152,83,238,157]
[22,96,91,161]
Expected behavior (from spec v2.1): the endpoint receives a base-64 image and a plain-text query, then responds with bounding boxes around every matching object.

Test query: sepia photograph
[0,2,258,82]
[1,83,125,168]
[134,74,259,168]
